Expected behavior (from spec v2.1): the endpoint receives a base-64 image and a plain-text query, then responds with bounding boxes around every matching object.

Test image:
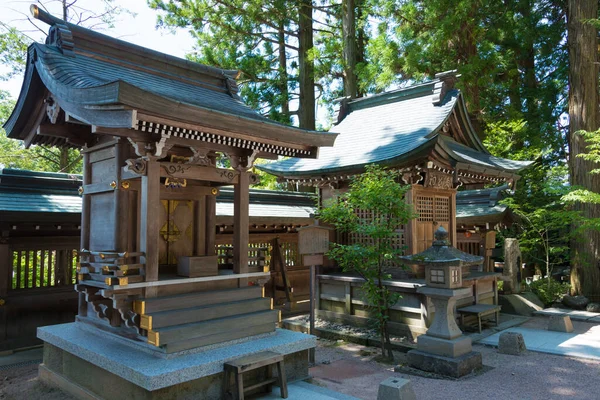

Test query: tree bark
[342,0,358,99]
[277,22,290,122]
[298,0,315,130]
[567,0,600,298]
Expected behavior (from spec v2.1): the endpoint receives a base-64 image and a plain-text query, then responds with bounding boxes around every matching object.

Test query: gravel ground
[2,324,598,400]
[311,338,600,400]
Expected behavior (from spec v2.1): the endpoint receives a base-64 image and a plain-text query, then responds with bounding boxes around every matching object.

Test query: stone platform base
[37,323,314,399]
[407,349,482,378]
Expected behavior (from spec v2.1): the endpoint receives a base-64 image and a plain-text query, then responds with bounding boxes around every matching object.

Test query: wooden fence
[0,237,80,351]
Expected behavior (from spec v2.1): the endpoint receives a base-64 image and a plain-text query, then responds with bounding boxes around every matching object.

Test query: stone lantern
[399,226,483,378]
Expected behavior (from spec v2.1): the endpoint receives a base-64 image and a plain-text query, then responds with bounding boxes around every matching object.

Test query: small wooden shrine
[4,3,335,359]
[261,71,531,338]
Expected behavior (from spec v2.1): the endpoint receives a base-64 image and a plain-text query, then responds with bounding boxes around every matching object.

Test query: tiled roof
[33,43,264,122]
[259,80,533,177]
[456,185,509,221]
[261,83,453,175]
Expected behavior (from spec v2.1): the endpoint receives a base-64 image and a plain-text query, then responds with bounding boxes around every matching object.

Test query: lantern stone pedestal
[407,287,482,378]
[400,227,483,378]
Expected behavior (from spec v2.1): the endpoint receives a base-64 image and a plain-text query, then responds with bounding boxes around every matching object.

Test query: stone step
[134,286,263,314]
[148,310,279,348]
[140,297,272,330]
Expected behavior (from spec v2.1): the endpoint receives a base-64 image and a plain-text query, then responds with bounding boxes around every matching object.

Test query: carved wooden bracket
[228,150,259,171]
[188,147,215,166]
[125,158,147,175]
[128,133,173,158]
[45,95,60,124]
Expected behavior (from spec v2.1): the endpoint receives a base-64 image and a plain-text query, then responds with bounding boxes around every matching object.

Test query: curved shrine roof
[259,79,533,178]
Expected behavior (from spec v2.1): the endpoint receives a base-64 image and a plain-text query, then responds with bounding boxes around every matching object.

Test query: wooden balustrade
[9,240,80,290]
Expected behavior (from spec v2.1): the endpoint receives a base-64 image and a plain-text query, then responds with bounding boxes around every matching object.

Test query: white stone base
[37,322,315,391]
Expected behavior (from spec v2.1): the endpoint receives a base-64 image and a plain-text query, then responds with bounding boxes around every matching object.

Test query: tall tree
[567,0,600,297]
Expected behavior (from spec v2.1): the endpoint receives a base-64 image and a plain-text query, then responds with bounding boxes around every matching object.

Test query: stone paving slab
[533,307,600,321]
[257,381,360,400]
[38,323,315,391]
[479,326,600,360]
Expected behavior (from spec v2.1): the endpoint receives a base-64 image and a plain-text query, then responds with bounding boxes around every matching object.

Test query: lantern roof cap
[400,227,483,267]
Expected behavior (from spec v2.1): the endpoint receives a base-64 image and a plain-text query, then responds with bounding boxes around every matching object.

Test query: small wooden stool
[223,351,288,400]
[457,304,502,333]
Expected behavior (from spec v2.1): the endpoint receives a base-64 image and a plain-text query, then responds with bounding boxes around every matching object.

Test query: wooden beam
[109,271,270,290]
[140,159,160,297]
[37,123,94,146]
[137,112,315,153]
[233,171,250,283]
[93,127,262,158]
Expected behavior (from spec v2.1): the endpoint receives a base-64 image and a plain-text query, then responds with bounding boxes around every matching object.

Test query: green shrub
[529,279,571,306]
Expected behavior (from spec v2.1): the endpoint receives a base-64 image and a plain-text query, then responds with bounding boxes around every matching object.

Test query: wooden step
[147,310,279,347]
[140,297,271,330]
[163,323,275,353]
[134,286,263,315]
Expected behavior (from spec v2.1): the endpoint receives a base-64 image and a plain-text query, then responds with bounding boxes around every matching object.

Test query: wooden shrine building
[260,71,532,337]
[4,3,335,362]
[0,168,317,351]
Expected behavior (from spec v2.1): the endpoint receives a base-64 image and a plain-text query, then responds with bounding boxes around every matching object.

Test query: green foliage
[0,24,30,81]
[501,164,578,282]
[529,279,570,306]
[317,164,415,359]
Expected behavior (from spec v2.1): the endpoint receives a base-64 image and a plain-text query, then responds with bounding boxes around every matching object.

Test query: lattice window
[452,269,460,284]
[434,196,450,222]
[416,196,434,221]
[417,195,450,223]
[430,269,445,284]
[347,208,406,261]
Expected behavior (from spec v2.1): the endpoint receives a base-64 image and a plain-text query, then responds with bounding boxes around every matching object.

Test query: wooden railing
[8,238,80,291]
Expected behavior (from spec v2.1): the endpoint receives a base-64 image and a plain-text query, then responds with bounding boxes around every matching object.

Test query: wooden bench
[457,304,501,333]
[223,351,288,400]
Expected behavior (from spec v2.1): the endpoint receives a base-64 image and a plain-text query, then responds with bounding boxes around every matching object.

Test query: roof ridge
[29,4,240,98]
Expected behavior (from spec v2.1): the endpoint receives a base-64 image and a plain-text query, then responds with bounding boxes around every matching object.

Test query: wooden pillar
[405,186,416,255]
[79,150,91,316]
[195,196,207,256]
[140,159,161,297]
[0,241,8,342]
[450,189,457,247]
[205,195,216,256]
[0,242,9,298]
[113,140,128,252]
[233,171,250,284]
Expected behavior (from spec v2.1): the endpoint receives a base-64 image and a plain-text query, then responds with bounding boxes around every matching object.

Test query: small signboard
[297,225,332,255]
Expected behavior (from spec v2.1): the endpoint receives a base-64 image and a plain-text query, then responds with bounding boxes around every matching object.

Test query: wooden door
[159,200,196,274]
[415,194,451,252]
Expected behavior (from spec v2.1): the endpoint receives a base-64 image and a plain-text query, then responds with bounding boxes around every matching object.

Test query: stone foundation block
[498,332,527,355]
[548,315,574,333]
[407,349,482,378]
[417,335,472,358]
[377,377,416,400]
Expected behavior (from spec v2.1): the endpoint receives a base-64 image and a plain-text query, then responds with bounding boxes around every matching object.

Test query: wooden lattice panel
[416,196,434,221]
[348,209,405,260]
[434,196,450,222]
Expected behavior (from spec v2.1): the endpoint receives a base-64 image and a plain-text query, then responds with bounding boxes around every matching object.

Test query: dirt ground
[1,334,599,400]
[0,363,74,400]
